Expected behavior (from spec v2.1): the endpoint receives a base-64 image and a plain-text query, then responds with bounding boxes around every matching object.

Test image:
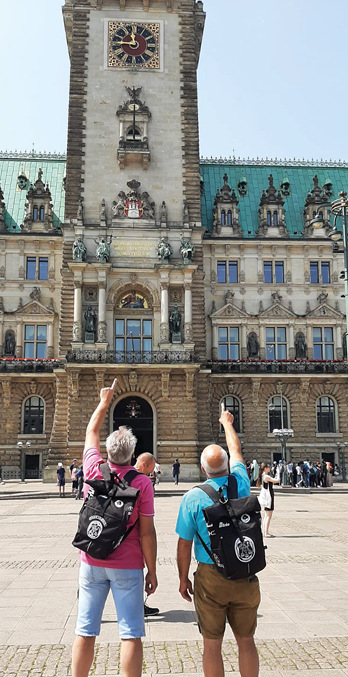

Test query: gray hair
[106,426,137,465]
[200,447,229,477]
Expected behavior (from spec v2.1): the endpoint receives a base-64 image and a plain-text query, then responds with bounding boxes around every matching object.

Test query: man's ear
[201,465,206,475]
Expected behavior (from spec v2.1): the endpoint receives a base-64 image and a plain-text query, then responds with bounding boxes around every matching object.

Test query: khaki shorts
[193,563,260,639]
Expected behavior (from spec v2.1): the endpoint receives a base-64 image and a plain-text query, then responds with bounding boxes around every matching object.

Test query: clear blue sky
[1,0,348,161]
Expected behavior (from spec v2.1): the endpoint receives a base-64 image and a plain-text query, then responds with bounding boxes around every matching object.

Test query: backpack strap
[123,469,139,484]
[227,474,238,499]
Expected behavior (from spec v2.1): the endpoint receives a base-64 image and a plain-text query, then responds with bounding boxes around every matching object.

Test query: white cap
[58,462,63,467]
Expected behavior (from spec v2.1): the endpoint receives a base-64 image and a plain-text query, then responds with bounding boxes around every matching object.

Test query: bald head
[135,452,156,476]
[201,444,229,478]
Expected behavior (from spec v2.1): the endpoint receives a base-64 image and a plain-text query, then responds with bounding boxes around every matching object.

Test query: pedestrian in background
[257,463,279,537]
[56,462,65,497]
[172,458,180,485]
[75,465,84,500]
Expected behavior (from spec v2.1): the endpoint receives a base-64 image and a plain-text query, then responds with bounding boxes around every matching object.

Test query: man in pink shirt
[72,378,157,677]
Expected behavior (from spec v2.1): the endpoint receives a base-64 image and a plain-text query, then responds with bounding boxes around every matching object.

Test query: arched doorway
[113,396,154,459]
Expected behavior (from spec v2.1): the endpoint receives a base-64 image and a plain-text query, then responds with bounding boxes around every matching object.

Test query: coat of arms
[125,199,143,219]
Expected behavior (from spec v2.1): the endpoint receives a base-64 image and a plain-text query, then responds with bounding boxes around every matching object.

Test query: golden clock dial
[108,22,160,69]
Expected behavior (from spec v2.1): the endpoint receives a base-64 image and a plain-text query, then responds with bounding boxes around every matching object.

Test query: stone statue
[77,198,84,223]
[4,331,16,356]
[247,332,260,359]
[183,201,189,223]
[141,192,155,219]
[84,306,96,337]
[295,331,308,359]
[343,333,348,360]
[180,235,195,264]
[160,201,168,223]
[73,236,87,262]
[157,237,172,263]
[94,236,112,263]
[169,305,182,336]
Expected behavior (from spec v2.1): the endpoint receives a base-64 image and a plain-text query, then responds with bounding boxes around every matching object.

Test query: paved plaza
[1,481,348,676]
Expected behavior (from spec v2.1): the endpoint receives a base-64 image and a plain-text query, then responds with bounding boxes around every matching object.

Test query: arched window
[39,205,45,221]
[23,396,44,434]
[126,127,141,141]
[220,396,241,433]
[273,211,278,226]
[227,210,232,226]
[221,210,226,226]
[33,205,38,221]
[316,396,336,433]
[267,211,272,226]
[268,395,289,432]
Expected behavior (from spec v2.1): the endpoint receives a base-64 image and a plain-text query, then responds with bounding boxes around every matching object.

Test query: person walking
[172,458,180,485]
[257,463,279,538]
[56,463,65,497]
[71,379,158,677]
[176,405,260,677]
[75,465,84,500]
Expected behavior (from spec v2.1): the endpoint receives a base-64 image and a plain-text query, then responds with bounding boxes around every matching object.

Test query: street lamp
[269,386,293,485]
[310,191,348,358]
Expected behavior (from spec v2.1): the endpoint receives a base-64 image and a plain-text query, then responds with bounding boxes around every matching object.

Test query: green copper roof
[200,160,348,237]
[0,153,66,232]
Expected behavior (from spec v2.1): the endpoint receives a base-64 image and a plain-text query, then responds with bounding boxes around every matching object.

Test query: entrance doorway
[25,454,40,479]
[113,396,154,459]
[322,452,335,466]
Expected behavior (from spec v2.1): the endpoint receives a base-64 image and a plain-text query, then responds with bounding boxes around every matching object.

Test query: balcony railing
[66,349,196,365]
[0,359,61,373]
[207,359,348,374]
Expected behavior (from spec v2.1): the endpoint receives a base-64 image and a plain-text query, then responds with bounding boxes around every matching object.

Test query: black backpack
[196,475,266,580]
[72,463,140,559]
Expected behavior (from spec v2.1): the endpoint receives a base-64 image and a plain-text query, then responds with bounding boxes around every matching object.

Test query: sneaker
[144,603,159,616]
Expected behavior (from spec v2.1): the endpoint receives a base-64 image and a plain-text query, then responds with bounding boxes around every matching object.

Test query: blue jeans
[75,562,145,639]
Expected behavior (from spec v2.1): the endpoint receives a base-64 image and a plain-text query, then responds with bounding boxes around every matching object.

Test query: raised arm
[84,378,118,450]
[219,403,244,465]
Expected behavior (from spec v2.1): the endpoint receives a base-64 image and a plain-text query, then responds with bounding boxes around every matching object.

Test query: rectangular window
[26,257,36,280]
[115,319,152,361]
[26,256,48,280]
[310,261,330,284]
[275,261,284,284]
[313,327,334,360]
[24,324,47,359]
[229,261,238,283]
[263,262,272,283]
[266,326,287,360]
[217,261,238,283]
[217,261,226,283]
[218,327,240,360]
[310,262,319,283]
[264,261,284,283]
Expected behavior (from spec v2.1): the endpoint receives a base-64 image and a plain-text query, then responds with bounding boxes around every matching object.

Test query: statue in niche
[343,333,348,360]
[180,235,195,264]
[183,201,189,223]
[160,201,168,223]
[295,332,308,359]
[73,236,87,262]
[247,332,260,359]
[4,331,16,356]
[94,236,112,264]
[77,198,84,222]
[170,305,182,342]
[157,238,172,263]
[84,306,96,340]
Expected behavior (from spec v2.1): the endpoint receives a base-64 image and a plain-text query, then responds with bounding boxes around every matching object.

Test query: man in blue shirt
[176,405,260,677]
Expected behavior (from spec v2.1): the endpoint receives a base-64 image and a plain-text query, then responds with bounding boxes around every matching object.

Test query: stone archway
[113,395,154,459]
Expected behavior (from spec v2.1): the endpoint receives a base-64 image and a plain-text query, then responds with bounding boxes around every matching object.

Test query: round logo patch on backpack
[87,520,104,540]
[234,536,255,563]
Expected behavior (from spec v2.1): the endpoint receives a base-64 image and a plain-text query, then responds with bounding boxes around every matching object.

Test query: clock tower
[47,0,207,477]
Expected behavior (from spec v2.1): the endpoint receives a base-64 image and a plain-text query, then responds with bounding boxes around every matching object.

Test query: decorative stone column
[336,326,343,360]
[97,282,107,343]
[184,281,193,343]
[73,281,82,342]
[212,324,218,360]
[288,324,295,359]
[47,322,54,359]
[16,320,23,358]
[160,281,169,343]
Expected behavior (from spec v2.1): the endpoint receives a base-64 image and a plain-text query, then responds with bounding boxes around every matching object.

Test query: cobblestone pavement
[1,482,348,676]
[1,638,348,675]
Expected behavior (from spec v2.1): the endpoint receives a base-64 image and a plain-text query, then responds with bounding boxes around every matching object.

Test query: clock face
[108,22,160,69]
